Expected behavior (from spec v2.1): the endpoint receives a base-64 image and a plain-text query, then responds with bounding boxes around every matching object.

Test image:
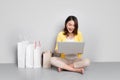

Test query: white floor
[0,62,120,80]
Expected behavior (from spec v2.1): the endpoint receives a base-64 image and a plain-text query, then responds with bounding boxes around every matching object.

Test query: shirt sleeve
[78,31,84,42]
[55,32,62,50]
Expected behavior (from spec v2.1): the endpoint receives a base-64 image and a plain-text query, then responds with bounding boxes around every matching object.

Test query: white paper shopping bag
[17,41,29,68]
[33,41,42,68]
[26,43,34,68]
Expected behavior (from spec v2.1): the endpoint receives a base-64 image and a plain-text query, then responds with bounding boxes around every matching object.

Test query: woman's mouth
[68,28,73,32]
[69,28,73,31]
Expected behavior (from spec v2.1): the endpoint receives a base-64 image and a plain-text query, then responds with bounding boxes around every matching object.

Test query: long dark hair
[63,15,78,35]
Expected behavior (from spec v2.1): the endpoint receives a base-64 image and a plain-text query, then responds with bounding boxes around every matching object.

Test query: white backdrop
[0,0,120,63]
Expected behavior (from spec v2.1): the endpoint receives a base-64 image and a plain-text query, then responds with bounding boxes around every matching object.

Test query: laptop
[58,42,85,54]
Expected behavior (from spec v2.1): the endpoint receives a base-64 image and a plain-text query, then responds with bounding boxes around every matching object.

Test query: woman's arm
[55,32,63,51]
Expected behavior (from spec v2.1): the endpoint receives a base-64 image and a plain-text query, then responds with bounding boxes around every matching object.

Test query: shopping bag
[26,43,34,68]
[33,41,42,68]
[17,41,29,68]
[41,50,52,68]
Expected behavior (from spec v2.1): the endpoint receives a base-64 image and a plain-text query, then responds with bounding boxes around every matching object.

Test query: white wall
[0,0,120,63]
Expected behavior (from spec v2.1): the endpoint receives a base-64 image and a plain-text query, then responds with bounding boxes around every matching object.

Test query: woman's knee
[83,58,90,67]
[50,57,67,68]
[50,57,58,64]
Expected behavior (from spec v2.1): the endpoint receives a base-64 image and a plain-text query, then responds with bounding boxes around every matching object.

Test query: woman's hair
[63,15,78,35]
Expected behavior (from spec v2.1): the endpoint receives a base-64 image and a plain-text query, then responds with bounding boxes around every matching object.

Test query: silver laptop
[58,42,85,54]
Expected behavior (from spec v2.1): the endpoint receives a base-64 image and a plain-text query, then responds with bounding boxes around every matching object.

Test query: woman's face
[66,20,75,33]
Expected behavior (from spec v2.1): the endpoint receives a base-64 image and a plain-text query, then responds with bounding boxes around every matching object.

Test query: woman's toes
[58,67,62,72]
[80,68,84,74]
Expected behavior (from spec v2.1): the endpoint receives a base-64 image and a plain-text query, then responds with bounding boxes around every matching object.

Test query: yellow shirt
[55,31,84,58]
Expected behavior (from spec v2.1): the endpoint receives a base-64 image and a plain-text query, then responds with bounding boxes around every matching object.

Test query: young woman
[50,15,90,74]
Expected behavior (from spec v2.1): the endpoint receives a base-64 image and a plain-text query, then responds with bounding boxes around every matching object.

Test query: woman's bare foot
[68,64,84,74]
[57,67,62,72]
[68,64,74,68]
[75,68,84,74]
[80,68,84,74]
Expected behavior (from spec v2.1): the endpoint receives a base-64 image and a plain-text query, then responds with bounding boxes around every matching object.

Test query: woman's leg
[68,64,84,74]
[73,58,91,68]
[50,57,84,73]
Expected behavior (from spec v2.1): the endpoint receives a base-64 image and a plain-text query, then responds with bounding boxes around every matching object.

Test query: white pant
[50,57,90,68]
